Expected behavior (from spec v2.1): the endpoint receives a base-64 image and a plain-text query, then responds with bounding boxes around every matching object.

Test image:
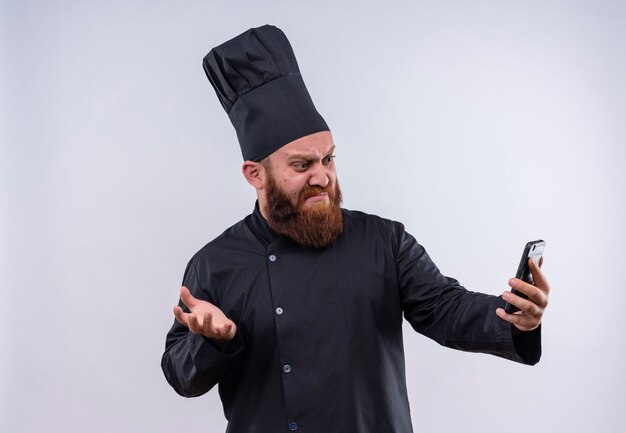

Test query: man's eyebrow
[286,146,336,161]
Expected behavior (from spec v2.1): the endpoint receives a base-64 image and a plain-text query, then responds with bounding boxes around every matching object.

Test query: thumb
[179,286,197,309]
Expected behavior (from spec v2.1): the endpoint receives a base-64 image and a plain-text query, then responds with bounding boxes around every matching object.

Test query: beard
[264,174,344,248]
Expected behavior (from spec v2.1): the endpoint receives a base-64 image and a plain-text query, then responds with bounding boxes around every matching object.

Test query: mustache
[299,184,333,201]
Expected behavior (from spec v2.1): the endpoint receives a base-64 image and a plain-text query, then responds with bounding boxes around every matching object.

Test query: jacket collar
[249,201,275,246]
[248,201,300,252]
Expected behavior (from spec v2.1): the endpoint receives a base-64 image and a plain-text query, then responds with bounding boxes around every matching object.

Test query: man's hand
[173,286,237,343]
[496,257,550,331]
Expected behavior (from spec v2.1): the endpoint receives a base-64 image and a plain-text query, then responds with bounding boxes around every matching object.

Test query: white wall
[1,1,624,432]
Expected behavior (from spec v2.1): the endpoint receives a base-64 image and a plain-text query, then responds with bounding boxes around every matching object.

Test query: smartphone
[504,240,546,314]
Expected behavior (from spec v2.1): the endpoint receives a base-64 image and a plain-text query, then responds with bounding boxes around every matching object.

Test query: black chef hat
[203,24,329,162]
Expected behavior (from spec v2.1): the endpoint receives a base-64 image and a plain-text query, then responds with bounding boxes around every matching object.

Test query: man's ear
[242,161,265,190]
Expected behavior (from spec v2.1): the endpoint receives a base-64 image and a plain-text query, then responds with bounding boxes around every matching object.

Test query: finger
[508,279,547,308]
[204,312,235,340]
[188,313,202,333]
[173,305,189,327]
[207,315,230,339]
[529,259,550,295]
[502,291,543,318]
[215,322,232,338]
[496,309,540,332]
[222,323,233,335]
[496,308,540,332]
[202,311,216,337]
[180,286,198,309]
[538,255,544,268]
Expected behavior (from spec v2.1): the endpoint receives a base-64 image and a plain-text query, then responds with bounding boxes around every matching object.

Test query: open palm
[173,286,237,342]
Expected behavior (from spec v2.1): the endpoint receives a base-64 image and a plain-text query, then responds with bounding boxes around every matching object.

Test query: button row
[269,252,295,432]
[268,253,296,432]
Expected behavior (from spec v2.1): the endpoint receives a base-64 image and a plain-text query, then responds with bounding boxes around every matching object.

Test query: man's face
[263,131,338,209]
[260,131,343,248]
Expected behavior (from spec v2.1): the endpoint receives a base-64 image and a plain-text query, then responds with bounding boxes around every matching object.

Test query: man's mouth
[305,192,329,203]
[307,192,328,200]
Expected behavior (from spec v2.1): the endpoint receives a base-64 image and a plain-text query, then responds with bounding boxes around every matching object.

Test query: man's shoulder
[341,208,407,238]
[342,208,405,228]
[189,213,260,262]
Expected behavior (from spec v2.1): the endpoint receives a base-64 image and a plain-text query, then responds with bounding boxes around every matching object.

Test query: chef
[161,24,549,433]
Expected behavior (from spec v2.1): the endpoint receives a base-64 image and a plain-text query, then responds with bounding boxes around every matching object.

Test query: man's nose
[308,162,329,188]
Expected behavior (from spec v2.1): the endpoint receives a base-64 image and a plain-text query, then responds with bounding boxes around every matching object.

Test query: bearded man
[161,25,550,433]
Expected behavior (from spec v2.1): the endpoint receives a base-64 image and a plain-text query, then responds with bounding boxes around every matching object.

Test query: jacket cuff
[511,324,542,365]
[188,330,244,367]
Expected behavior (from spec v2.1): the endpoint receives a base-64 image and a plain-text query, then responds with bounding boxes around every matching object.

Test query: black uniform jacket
[162,205,541,433]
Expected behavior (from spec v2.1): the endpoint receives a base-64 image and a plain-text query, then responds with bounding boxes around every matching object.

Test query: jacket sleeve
[396,227,541,365]
[161,260,244,397]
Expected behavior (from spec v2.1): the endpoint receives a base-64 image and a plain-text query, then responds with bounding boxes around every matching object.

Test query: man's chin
[264,176,343,248]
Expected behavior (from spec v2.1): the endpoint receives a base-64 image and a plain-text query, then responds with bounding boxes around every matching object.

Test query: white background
[1,1,625,432]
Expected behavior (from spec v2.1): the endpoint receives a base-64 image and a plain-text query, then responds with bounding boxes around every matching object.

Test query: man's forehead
[275,131,335,159]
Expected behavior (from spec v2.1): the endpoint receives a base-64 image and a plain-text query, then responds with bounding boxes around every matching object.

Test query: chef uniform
[161,25,541,433]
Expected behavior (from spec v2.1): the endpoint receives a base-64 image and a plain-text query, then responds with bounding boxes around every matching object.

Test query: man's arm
[396,228,547,365]
[161,263,244,397]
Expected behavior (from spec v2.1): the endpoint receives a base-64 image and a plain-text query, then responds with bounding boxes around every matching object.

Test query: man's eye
[323,155,335,165]
[294,162,309,170]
